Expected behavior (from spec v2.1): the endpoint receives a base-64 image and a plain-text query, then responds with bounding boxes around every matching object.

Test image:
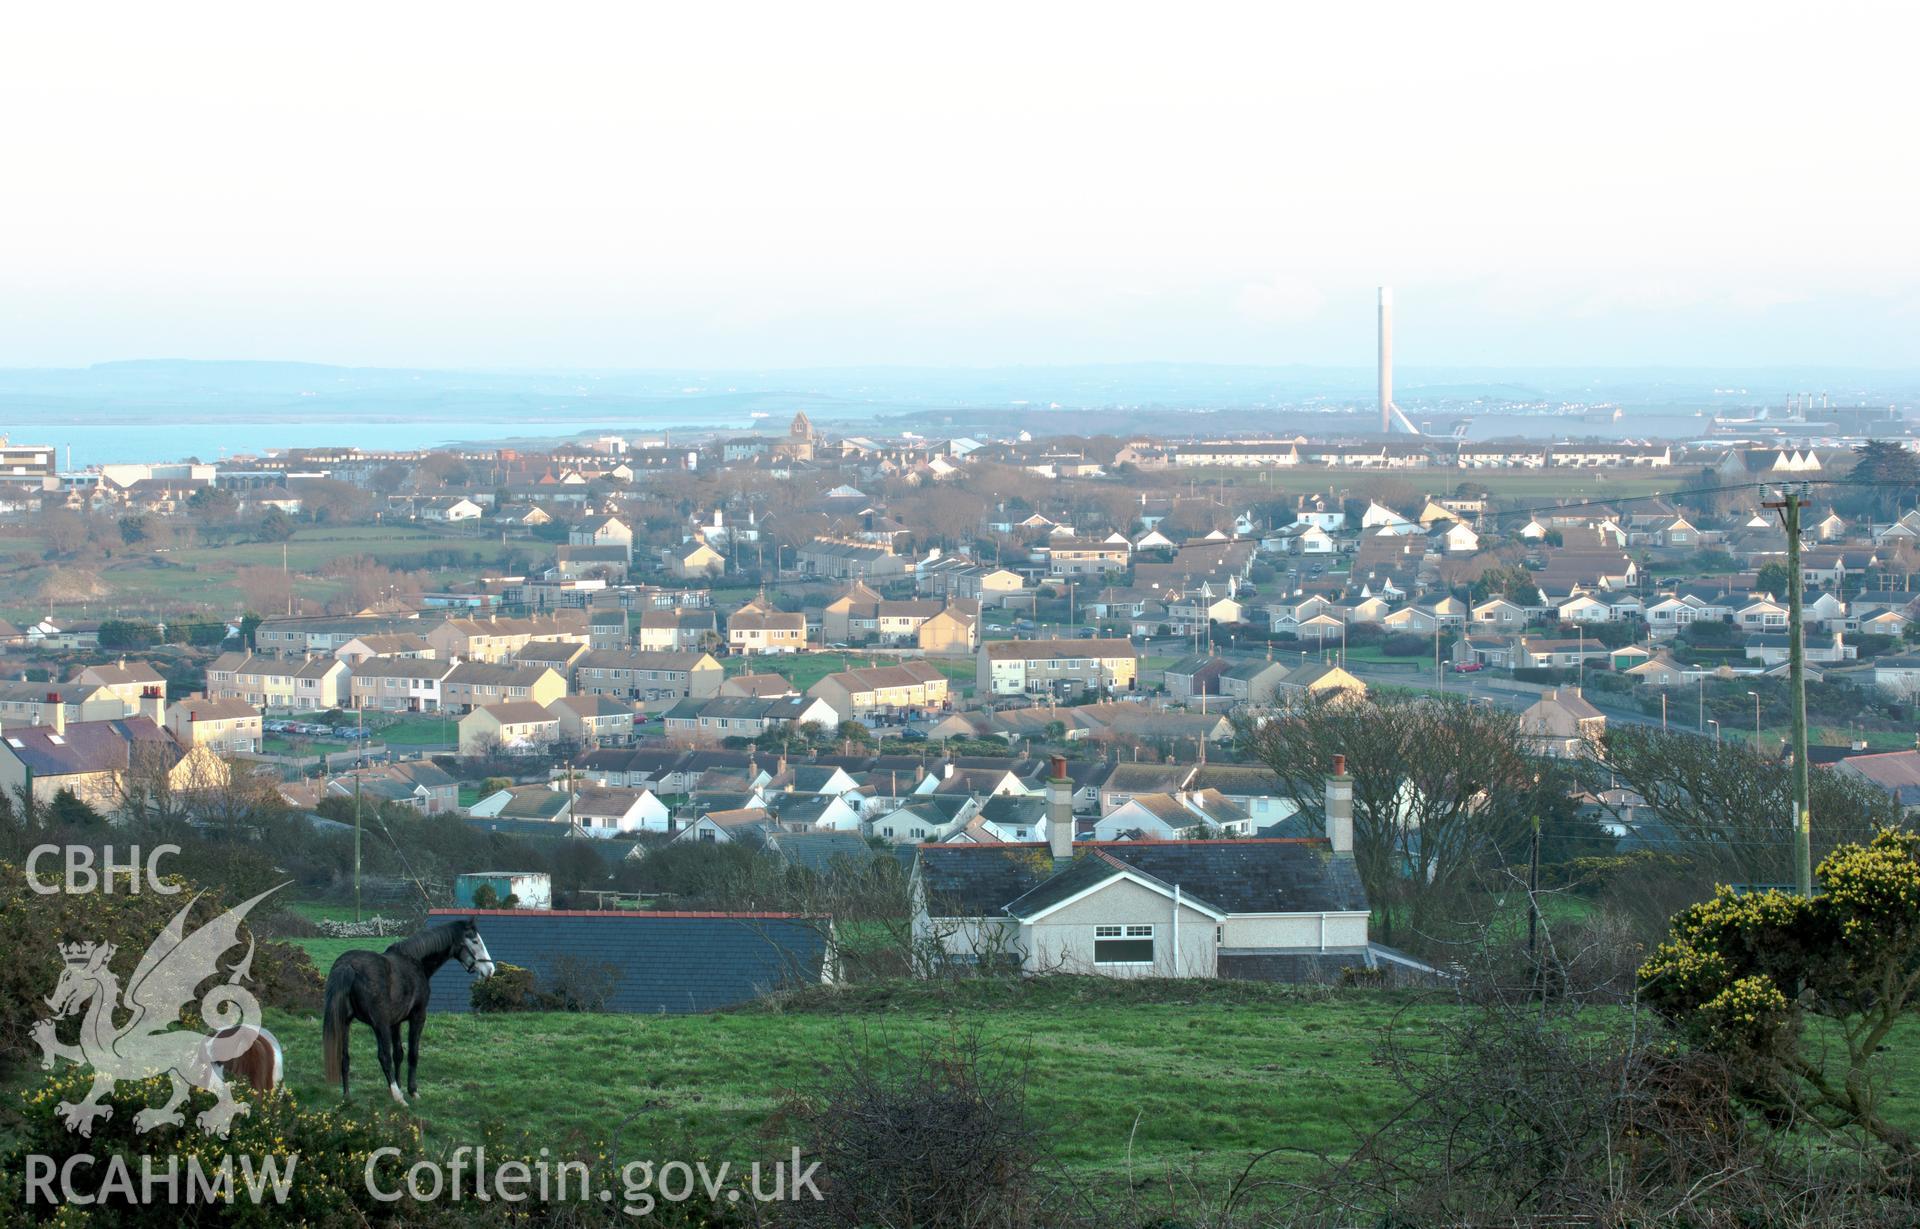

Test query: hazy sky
[1,1,1914,371]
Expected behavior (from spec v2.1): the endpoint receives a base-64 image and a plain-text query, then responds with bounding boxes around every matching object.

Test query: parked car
[1451,661,1483,673]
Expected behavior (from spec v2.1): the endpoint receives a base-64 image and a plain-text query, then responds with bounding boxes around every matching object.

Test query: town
[6,2,1919,1216]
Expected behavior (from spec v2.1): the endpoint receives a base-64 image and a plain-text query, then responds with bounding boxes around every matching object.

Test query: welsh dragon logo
[31,884,285,1137]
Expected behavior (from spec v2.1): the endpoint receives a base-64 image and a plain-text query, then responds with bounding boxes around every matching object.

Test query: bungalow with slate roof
[1834,750,1920,815]
[325,760,460,815]
[467,783,573,821]
[912,757,1414,981]
[569,785,670,835]
[1744,631,1854,668]
[1872,656,1920,699]
[661,694,840,741]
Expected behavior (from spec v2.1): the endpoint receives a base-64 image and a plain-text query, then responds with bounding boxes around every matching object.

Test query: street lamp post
[1709,719,1720,743]
[1747,690,1761,744]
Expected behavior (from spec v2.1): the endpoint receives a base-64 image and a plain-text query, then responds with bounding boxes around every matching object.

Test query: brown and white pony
[199,1025,283,1092]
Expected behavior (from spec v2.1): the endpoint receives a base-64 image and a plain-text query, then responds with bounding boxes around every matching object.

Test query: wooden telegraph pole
[1763,486,1813,896]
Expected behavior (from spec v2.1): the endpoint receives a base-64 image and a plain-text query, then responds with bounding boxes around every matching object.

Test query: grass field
[371,716,459,746]
[254,972,1920,1201]
[1,525,532,618]
[264,979,1437,1187]
[725,652,977,698]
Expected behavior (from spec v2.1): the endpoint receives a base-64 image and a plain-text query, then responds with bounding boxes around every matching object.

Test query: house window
[1093,924,1155,965]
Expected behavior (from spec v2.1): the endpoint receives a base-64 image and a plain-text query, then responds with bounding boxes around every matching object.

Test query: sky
[0,1,1914,372]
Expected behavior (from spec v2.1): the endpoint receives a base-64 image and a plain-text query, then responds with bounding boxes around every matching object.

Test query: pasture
[0,524,533,619]
[264,978,1435,1188]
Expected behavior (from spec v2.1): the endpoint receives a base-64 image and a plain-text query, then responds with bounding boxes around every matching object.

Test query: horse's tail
[321,968,352,1086]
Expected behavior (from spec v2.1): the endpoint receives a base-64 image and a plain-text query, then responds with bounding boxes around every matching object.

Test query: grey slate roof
[916,839,1367,919]
[424,909,828,1013]
[762,830,873,874]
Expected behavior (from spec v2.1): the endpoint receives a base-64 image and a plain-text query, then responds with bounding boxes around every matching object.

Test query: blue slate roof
[425,909,829,1014]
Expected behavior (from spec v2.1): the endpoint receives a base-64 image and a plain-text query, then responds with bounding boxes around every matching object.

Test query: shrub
[0,1071,422,1225]
[471,961,538,1012]
[781,1028,1052,1229]
[0,861,323,1070]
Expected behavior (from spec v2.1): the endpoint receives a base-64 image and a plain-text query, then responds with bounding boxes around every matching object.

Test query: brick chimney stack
[1047,754,1074,863]
[1325,754,1353,854]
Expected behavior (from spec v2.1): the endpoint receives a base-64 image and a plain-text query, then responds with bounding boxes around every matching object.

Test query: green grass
[368,716,458,746]
[723,652,978,700]
[285,901,365,925]
[288,937,367,971]
[17,525,533,616]
[265,980,1435,1185]
[262,734,349,755]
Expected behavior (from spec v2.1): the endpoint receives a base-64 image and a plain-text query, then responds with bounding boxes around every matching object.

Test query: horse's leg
[134,1072,190,1132]
[375,1022,404,1106]
[405,1010,425,1098]
[339,1020,352,1099]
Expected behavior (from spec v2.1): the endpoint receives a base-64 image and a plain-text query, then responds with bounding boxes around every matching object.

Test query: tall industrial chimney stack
[1378,286,1393,436]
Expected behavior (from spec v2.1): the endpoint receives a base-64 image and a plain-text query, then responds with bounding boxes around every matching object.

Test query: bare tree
[1235,693,1550,947]
[1585,725,1898,887]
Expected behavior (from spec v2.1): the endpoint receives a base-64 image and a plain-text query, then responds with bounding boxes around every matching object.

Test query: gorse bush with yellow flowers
[1640,829,1920,1152]
[1,1069,755,1226]
[0,1069,423,1226]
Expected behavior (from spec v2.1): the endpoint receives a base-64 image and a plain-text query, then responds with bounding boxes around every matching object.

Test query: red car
[1451,661,1483,673]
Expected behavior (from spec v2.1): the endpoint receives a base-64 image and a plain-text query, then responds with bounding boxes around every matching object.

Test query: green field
[371,716,459,746]
[4,525,533,618]
[291,938,367,971]
[254,973,1920,1202]
[725,651,975,698]
[265,980,1435,1187]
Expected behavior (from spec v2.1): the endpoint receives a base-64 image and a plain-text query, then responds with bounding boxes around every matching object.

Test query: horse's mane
[386,921,465,962]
